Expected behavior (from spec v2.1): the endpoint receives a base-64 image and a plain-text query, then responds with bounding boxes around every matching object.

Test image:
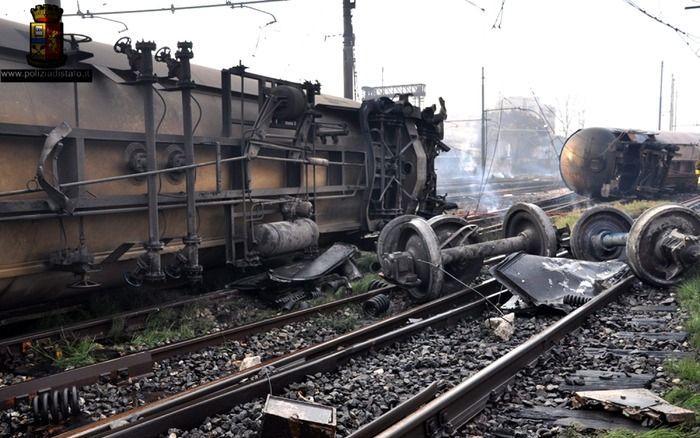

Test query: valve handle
[155,46,171,63]
[64,33,92,45]
[113,36,131,53]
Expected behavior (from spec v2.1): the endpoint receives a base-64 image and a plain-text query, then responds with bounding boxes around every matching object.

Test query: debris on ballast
[260,394,336,438]
[485,312,515,341]
[239,355,262,371]
[490,252,628,312]
[572,388,695,425]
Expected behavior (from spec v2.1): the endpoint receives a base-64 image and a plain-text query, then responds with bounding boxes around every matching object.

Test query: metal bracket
[36,122,74,213]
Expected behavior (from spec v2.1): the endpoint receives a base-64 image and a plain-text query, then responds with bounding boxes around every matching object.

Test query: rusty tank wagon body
[0,18,451,309]
[559,127,700,199]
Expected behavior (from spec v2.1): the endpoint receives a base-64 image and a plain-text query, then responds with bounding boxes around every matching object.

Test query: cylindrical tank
[253,219,320,256]
[559,127,620,197]
[560,127,700,198]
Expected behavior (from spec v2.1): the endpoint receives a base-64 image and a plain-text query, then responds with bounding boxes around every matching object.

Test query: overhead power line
[623,0,692,37]
[64,0,287,17]
[464,0,485,13]
[491,0,505,28]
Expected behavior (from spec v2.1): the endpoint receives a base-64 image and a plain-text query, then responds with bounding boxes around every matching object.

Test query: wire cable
[73,0,129,32]
[623,0,694,38]
[65,1,287,17]
[622,0,700,55]
[491,0,506,29]
[474,99,503,214]
[154,87,168,135]
[191,94,203,136]
[464,0,485,13]
[415,259,512,324]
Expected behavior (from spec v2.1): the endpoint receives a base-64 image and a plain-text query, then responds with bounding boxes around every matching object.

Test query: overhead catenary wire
[464,0,486,13]
[491,0,506,28]
[73,1,129,32]
[526,92,562,158]
[623,0,693,37]
[64,0,287,17]
[622,0,700,55]
[474,98,504,215]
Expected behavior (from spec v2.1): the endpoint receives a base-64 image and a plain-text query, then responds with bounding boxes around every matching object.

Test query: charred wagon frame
[560,127,700,199]
[0,19,450,308]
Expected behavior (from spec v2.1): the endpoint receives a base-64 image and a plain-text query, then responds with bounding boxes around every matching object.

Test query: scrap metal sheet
[490,252,628,312]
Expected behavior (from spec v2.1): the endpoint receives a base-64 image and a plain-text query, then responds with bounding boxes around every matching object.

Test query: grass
[553,200,666,230]
[660,271,700,420]
[678,275,700,351]
[52,337,99,369]
[131,304,215,349]
[312,307,360,333]
[34,335,99,369]
[350,273,382,293]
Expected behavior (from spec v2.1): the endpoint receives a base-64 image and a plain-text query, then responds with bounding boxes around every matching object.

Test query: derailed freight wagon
[559,127,700,199]
[0,18,451,309]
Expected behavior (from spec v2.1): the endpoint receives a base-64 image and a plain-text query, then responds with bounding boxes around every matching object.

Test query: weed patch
[351,273,381,293]
[35,336,99,369]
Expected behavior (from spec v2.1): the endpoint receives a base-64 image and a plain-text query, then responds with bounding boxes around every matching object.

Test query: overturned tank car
[0,18,452,309]
[559,127,699,199]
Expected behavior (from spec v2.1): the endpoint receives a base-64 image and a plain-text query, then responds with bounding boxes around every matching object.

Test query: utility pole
[481,66,487,174]
[342,0,356,100]
[669,74,675,131]
[658,61,664,130]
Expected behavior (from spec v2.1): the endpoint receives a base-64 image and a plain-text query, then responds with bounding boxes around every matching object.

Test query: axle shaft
[441,232,531,266]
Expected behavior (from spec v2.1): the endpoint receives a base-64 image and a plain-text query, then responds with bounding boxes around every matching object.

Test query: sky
[4,0,700,136]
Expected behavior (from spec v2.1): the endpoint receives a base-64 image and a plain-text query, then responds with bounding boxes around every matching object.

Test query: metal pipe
[143,80,158,247]
[135,40,164,282]
[600,232,627,248]
[182,92,196,239]
[481,66,486,174]
[174,41,202,281]
[0,190,363,222]
[221,70,232,137]
[238,64,250,262]
[59,155,246,188]
[215,142,222,193]
[658,60,664,131]
[441,232,530,265]
[342,0,355,99]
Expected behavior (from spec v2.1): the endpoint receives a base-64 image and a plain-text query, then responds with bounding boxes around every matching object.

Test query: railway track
[56,276,513,437]
[58,256,633,438]
[365,276,635,437]
[464,281,691,436]
[0,191,586,437]
[4,192,699,436]
[439,176,566,206]
[0,282,396,423]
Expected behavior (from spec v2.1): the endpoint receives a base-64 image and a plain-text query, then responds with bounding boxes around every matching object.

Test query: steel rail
[58,279,508,437]
[446,182,566,202]
[370,275,635,437]
[0,284,395,411]
[346,382,440,438]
